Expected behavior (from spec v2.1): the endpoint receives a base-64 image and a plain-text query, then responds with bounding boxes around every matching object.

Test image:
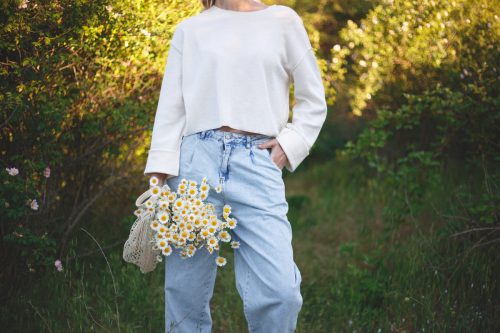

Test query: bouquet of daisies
[126,175,240,271]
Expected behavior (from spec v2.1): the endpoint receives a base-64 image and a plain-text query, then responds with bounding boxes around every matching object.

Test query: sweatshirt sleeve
[275,11,328,173]
[143,25,186,179]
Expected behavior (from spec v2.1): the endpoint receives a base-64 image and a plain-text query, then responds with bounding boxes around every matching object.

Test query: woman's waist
[216,125,261,136]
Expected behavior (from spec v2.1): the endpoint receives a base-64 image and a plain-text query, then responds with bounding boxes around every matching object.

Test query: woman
[144,0,327,332]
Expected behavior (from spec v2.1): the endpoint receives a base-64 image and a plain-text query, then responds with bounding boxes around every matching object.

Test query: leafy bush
[0,0,200,276]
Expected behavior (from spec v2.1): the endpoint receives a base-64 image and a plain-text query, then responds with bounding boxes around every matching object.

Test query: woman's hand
[148,173,168,186]
[257,139,288,170]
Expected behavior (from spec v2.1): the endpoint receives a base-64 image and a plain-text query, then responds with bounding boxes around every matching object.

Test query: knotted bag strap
[135,189,153,207]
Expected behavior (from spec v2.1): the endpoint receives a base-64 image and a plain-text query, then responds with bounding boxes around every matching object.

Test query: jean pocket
[264,147,283,175]
[179,134,198,169]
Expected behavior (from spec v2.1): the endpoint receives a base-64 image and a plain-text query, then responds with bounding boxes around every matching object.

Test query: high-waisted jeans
[164,128,303,333]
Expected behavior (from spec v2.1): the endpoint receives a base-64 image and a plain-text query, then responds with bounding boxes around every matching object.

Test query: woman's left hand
[257,139,287,170]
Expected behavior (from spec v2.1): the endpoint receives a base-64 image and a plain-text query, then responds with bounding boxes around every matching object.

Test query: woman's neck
[214,0,269,12]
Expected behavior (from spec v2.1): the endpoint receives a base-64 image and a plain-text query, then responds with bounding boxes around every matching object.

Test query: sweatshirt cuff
[275,126,310,173]
[143,148,180,179]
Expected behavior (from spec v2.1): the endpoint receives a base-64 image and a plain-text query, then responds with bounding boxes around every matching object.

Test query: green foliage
[1,0,498,331]
[0,0,201,275]
[330,0,499,116]
[337,0,499,228]
[344,86,498,225]
[2,160,498,332]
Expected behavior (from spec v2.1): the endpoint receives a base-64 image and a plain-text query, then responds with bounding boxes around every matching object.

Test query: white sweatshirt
[144,4,328,178]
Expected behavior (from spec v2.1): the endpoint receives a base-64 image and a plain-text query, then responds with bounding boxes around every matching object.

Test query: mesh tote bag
[122,188,161,274]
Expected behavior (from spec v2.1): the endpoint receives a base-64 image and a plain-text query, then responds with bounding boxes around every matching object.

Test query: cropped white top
[144,4,328,178]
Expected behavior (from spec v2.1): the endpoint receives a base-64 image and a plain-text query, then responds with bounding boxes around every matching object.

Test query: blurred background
[1,0,498,331]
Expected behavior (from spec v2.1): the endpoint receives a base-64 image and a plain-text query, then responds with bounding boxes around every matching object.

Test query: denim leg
[163,129,303,332]
[225,143,303,333]
[164,245,219,333]
[164,133,224,333]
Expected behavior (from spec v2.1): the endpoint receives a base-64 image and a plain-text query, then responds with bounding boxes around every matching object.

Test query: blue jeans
[164,128,303,333]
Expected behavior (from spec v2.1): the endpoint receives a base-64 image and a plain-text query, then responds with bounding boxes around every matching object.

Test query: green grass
[1,159,498,332]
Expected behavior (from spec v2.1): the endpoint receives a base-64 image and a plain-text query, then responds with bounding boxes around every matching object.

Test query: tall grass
[1,159,498,332]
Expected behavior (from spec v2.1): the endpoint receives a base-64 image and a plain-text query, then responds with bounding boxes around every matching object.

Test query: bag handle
[135,189,152,207]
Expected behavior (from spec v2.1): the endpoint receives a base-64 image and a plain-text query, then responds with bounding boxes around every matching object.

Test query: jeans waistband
[189,128,275,147]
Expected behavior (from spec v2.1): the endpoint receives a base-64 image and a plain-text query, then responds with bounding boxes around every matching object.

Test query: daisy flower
[156,239,168,250]
[162,245,173,256]
[227,218,238,229]
[157,212,169,224]
[223,204,231,219]
[173,198,184,210]
[199,184,209,193]
[230,241,240,249]
[218,230,231,242]
[179,229,189,239]
[167,193,177,203]
[215,256,227,267]
[157,199,169,210]
[149,175,160,187]
[145,199,154,208]
[207,236,218,247]
[177,238,186,247]
[187,187,198,198]
[150,186,161,197]
[150,220,160,231]
[200,228,210,239]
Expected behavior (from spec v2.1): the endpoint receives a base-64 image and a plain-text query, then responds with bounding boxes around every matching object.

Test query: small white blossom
[30,199,39,211]
[54,259,63,272]
[43,166,51,178]
[140,29,151,38]
[6,167,19,176]
[18,0,29,9]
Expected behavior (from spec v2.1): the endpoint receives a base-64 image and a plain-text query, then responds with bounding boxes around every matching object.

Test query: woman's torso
[172,4,303,138]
